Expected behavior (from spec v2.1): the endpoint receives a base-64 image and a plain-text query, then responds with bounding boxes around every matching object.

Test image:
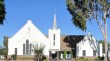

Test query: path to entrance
[50,59,73,61]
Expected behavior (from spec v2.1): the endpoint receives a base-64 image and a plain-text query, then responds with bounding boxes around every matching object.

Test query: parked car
[0,55,4,60]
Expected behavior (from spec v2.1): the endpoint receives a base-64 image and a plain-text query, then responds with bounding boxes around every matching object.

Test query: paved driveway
[50,59,57,61]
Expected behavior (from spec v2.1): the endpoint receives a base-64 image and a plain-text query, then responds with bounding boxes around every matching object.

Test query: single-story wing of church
[8,13,103,60]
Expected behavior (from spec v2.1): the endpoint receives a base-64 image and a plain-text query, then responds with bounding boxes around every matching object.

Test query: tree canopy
[0,0,6,24]
[3,36,8,48]
[66,0,110,61]
[99,40,110,53]
[66,0,110,31]
[2,36,8,59]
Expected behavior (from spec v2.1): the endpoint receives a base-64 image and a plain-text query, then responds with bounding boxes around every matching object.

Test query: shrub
[33,44,45,61]
[11,54,17,60]
[76,58,94,61]
[98,56,104,60]
[79,57,84,59]
[100,56,104,60]
[42,55,46,60]
[63,50,67,59]
[43,58,48,61]
[95,57,100,60]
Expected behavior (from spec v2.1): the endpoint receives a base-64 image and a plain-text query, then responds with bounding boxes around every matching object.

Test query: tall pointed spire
[53,9,57,30]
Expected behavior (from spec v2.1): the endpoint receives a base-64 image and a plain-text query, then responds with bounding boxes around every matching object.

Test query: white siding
[8,20,50,56]
[76,35,102,57]
[48,29,60,50]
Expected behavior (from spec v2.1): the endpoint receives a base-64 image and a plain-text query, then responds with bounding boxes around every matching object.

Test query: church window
[53,34,55,40]
[83,50,86,56]
[53,34,56,46]
[23,43,25,55]
[15,48,17,55]
[26,39,29,55]
[53,41,55,46]
[30,43,32,55]
[93,50,96,56]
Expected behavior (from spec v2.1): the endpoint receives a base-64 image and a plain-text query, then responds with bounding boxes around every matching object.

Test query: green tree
[3,36,8,48]
[33,44,46,61]
[0,46,7,59]
[0,46,4,55]
[108,42,110,50]
[99,40,110,53]
[66,0,110,61]
[0,0,6,24]
[3,36,8,59]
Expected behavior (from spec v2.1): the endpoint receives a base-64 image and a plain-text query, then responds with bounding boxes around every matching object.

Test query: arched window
[53,34,55,46]
[26,39,29,55]
[23,43,25,55]
[30,43,32,55]
[15,48,17,55]
[53,34,55,40]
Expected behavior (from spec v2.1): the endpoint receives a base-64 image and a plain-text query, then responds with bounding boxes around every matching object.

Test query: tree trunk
[38,57,39,61]
[104,9,109,61]
[96,18,108,61]
[104,22,109,61]
[104,37,108,61]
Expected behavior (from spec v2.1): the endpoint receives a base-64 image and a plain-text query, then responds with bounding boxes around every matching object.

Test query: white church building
[8,13,102,59]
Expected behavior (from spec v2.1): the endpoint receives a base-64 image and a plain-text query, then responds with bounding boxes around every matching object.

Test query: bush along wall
[11,54,17,60]
[63,50,67,59]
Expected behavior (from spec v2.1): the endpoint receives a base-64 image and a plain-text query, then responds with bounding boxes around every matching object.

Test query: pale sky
[0,0,110,45]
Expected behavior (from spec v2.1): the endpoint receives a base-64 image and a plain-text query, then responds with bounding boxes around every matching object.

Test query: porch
[49,49,73,61]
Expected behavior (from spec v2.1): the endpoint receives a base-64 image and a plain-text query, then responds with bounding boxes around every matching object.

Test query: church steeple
[53,9,57,30]
[49,9,60,50]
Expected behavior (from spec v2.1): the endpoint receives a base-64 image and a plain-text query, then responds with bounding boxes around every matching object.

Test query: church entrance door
[51,51,57,59]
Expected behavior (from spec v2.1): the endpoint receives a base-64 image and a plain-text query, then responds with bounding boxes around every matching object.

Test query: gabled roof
[60,35,85,50]
[11,20,48,41]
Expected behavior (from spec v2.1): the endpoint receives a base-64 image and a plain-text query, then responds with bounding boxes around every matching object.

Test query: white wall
[76,35,102,57]
[76,40,97,57]
[48,29,60,50]
[99,43,103,57]
[8,20,50,56]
